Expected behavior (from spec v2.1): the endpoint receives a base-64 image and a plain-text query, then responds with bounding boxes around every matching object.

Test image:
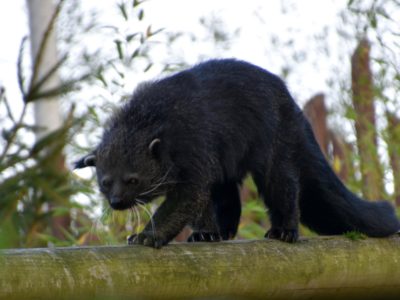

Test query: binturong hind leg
[253,163,300,243]
[212,181,241,240]
[187,181,241,242]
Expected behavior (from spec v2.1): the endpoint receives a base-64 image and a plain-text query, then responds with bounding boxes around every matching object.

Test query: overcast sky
[0,0,349,110]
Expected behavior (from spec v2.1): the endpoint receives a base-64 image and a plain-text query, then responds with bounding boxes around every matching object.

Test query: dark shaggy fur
[75,59,400,248]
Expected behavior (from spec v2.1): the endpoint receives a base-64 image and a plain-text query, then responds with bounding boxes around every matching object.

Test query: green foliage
[239,199,268,239]
[0,93,84,248]
[93,0,163,99]
[343,231,367,241]
[0,0,95,248]
[333,0,400,203]
[0,0,171,248]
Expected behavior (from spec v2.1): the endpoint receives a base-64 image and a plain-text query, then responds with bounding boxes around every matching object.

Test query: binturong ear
[73,153,96,169]
[148,138,161,159]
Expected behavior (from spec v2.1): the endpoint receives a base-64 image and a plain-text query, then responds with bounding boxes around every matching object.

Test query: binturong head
[74,131,169,211]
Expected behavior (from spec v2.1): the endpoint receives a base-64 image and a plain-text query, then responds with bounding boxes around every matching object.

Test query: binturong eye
[101,177,112,189]
[125,173,139,185]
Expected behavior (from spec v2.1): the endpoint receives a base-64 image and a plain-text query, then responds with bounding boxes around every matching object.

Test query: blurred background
[0,0,399,248]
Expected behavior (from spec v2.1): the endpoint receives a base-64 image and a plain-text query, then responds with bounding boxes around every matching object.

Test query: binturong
[74,59,400,249]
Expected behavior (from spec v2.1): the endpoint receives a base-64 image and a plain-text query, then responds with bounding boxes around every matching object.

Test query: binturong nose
[110,196,121,205]
[109,195,126,210]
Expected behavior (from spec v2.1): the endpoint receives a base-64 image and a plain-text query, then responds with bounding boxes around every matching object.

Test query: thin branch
[0,87,16,124]
[25,53,69,103]
[17,36,28,97]
[3,95,17,124]
[28,73,91,102]
[0,104,28,163]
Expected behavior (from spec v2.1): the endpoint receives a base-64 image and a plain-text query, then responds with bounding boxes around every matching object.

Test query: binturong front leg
[128,185,209,249]
[187,199,221,243]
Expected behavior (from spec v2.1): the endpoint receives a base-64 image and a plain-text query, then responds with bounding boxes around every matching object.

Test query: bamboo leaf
[143,62,153,72]
[130,48,140,62]
[95,68,108,87]
[114,40,124,60]
[151,27,165,36]
[117,2,128,21]
[146,25,152,37]
[138,9,144,21]
[126,32,140,42]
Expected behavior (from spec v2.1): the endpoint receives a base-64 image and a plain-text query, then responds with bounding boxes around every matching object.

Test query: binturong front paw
[265,227,299,243]
[187,231,222,242]
[127,232,168,249]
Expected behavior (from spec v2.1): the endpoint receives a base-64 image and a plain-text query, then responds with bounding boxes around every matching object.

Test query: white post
[26,0,62,140]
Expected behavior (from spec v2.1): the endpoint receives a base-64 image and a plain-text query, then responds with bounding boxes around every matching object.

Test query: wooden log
[1,237,400,300]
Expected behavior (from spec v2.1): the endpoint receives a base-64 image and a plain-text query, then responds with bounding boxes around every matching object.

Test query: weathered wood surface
[1,237,400,300]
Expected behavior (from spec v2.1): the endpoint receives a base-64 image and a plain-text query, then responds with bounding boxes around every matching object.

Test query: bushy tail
[299,124,400,237]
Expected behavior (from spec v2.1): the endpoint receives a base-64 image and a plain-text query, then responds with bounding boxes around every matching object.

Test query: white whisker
[112,209,116,224]
[133,206,141,235]
[137,201,156,236]
[128,208,136,231]
[138,167,172,197]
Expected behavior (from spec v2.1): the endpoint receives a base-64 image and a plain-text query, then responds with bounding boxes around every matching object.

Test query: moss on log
[1,237,400,300]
